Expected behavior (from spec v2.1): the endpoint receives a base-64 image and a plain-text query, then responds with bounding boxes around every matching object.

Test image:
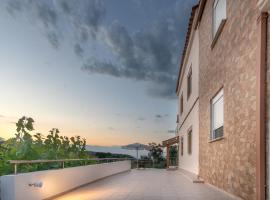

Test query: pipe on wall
[256,12,268,200]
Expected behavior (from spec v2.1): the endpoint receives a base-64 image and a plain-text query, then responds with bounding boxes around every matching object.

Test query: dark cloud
[82,19,179,98]
[59,1,71,14]
[60,0,106,39]
[47,32,59,49]
[167,130,175,134]
[83,1,196,99]
[155,114,162,119]
[137,117,145,121]
[37,3,57,28]
[74,44,84,57]
[6,0,22,15]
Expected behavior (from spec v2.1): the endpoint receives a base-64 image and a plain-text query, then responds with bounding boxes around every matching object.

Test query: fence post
[14,163,17,175]
[62,161,65,169]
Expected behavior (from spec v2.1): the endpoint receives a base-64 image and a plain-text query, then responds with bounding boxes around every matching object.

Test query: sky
[0,0,197,146]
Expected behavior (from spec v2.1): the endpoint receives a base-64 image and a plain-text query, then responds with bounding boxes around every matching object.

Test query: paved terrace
[54,169,235,200]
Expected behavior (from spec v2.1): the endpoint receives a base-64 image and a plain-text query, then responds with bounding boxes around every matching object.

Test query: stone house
[172,0,270,199]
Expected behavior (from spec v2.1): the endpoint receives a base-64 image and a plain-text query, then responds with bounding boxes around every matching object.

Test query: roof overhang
[162,136,179,147]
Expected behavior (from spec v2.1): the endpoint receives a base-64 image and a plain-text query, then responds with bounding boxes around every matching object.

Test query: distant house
[165,0,270,199]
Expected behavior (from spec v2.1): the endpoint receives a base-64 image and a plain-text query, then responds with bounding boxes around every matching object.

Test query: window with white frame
[211,89,224,140]
[213,0,227,36]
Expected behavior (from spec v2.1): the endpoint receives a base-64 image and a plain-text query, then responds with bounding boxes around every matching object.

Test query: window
[180,94,184,114]
[211,89,224,140]
[213,0,226,37]
[187,129,192,155]
[187,68,192,99]
[180,137,184,156]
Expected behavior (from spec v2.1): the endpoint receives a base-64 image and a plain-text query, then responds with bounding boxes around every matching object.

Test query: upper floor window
[187,128,192,155]
[187,68,192,99]
[180,94,184,115]
[213,0,226,37]
[211,89,224,140]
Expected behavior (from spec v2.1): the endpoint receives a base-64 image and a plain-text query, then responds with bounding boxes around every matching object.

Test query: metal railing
[168,157,178,167]
[9,158,131,175]
[131,159,167,169]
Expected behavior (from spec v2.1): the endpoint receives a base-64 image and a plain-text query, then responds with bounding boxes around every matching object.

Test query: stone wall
[198,0,259,199]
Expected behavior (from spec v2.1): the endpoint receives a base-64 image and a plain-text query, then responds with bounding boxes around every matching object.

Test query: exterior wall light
[28,182,43,188]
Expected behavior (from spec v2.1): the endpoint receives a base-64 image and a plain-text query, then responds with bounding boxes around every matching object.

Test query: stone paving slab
[53,169,237,200]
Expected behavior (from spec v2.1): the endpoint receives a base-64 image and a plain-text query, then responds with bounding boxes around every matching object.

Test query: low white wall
[0,160,131,200]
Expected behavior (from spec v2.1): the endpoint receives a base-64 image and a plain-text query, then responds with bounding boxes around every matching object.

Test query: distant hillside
[86,145,149,158]
[87,151,134,159]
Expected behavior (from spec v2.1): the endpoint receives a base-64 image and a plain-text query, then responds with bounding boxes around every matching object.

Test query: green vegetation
[148,143,163,162]
[0,116,88,176]
[169,145,178,159]
[132,143,166,169]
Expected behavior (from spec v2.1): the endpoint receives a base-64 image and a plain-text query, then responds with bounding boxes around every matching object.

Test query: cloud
[167,129,175,134]
[83,19,179,98]
[74,43,84,57]
[137,117,146,121]
[4,0,196,99]
[82,1,195,99]
[37,3,57,28]
[47,32,59,49]
[107,126,115,131]
[155,114,163,119]
[0,115,5,118]
[4,0,106,48]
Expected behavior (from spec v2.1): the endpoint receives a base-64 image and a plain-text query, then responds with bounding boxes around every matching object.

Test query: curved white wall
[0,160,131,200]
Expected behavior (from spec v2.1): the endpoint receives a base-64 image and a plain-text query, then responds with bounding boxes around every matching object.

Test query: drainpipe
[256,12,268,200]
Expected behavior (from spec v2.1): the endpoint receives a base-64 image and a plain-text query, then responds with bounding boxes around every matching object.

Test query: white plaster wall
[0,160,131,200]
[178,101,199,175]
[178,29,199,124]
[177,29,199,175]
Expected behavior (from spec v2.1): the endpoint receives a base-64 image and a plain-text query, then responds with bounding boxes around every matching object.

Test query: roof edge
[175,4,199,94]
[194,0,207,28]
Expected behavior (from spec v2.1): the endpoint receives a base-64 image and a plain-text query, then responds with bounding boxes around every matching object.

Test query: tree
[169,145,178,159]
[0,137,4,145]
[0,116,88,175]
[148,142,163,162]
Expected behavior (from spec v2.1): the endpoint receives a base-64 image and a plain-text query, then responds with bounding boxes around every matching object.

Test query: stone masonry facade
[198,1,260,199]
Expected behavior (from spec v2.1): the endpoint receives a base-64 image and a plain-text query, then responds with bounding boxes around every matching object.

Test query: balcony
[0,159,236,200]
[54,169,235,200]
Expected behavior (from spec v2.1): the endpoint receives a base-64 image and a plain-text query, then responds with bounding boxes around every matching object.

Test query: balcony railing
[9,158,131,175]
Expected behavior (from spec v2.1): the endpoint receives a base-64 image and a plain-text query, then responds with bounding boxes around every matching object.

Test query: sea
[86,145,149,159]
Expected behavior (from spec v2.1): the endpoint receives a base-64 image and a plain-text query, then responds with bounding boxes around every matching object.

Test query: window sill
[208,136,225,143]
[211,19,227,49]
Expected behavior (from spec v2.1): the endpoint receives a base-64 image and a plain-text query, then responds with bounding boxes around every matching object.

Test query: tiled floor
[54,169,236,200]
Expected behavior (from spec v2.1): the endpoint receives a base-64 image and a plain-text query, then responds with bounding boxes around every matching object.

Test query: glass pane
[214,126,223,139]
[213,0,226,35]
[213,96,223,129]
